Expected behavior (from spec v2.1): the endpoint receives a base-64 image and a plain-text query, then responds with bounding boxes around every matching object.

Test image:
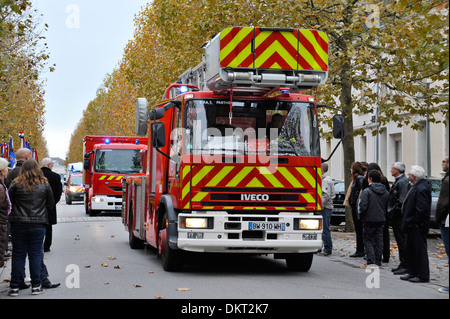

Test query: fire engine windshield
[94,149,142,173]
[184,99,320,157]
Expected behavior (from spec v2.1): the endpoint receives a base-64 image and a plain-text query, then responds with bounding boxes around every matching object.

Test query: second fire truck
[122,27,344,271]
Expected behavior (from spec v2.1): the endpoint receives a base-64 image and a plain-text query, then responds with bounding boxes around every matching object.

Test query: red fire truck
[83,135,147,216]
[122,27,344,271]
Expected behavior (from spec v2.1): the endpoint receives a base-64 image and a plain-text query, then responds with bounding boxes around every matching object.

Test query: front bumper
[91,195,122,211]
[177,212,322,253]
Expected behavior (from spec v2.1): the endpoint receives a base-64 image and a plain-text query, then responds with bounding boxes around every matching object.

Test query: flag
[9,138,16,168]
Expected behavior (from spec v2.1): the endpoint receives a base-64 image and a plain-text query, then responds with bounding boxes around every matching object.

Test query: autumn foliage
[66,0,448,170]
[0,0,51,159]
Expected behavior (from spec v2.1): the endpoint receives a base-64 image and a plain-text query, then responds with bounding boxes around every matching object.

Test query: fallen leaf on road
[154,296,163,299]
[176,288,191,291]
[134,284,142,288]
[148,271,154,274]
[84,265,91,268]
[101,263,108,267]
[114,265,122,269]
[107,256,116,260]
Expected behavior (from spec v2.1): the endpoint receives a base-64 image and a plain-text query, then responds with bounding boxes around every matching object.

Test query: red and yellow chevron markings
[98,175,124,181]
[219,27,328,71]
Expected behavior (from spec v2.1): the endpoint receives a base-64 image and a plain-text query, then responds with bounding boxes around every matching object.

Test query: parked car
[331,179,346,225]
[65,173,84,205]
[428,178,442,229]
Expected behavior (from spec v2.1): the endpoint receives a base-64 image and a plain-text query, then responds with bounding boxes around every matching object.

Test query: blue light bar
[179,86,189,93]
[105,138,110,144]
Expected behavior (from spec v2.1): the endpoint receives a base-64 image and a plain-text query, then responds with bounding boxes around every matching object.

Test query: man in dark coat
[387,162,410,274]
[41,158,63,252]
[400,165,431,283]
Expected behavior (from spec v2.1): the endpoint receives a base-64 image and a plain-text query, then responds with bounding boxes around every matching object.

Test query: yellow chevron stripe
[192,166,214,186]
[246,177,265,188]
[298,30,325,71]
[301,193,316,203]
[206,166,234,187]
[278,167,303,188]
[296,167,316,188]
[99,176,106,181]
[191,192,209,202]
[226,166,253,187]
[220,27,253,67]
[254,34,298,69]
[300,30,328,68]
[258,167,284,187]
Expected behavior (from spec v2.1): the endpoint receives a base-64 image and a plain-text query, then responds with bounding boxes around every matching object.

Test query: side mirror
[332,114,345,139]
[152,122,166,148]
[83,157,90,170]
[149,108,165,121]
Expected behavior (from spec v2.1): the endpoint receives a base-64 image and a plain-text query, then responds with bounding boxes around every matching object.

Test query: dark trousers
[406,227,429,280]
[44,224,52,251]
[363,222,384,265]
[391,213,408,268]
[351,206,365,253]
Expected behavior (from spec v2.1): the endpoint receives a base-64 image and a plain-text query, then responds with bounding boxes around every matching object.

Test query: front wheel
[285,253,313,272]
[158,213,182,271]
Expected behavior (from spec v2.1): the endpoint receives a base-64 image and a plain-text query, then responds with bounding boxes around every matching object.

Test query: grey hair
[321,162,329,173]
[41,158,53,167]
[0,158,9,171]
[392,162,405,173]
[409,165,427,180]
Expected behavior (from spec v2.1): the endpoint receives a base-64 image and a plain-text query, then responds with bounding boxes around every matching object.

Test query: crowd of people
[321,157,449,293]
[0,148,62,297]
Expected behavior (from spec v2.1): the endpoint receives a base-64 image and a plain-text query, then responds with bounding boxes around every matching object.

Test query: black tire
[128,204,144,249]
[285,253,314,272]
[159,213,182,271]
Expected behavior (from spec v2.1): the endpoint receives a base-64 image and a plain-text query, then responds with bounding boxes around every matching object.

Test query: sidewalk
[326,226,449,288]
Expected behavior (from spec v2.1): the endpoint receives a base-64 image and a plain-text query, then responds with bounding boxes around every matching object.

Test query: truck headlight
[180,217,212,229]
[296,219,321,230]
[93,197,104,203]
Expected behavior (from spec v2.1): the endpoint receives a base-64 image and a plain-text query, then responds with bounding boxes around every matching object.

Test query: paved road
[1,201,448,303]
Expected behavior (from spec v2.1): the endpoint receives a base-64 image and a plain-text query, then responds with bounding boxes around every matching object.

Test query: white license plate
[302,234,317,240]
[248,222,285,231]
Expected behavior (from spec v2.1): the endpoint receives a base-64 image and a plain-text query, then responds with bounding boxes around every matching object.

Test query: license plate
[302,234,317,240]
[248,222,285,231]
[114,206,121,210]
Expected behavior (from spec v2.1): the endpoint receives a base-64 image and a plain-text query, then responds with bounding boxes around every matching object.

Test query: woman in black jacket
[8,160,55,296]
[349,161,365,257]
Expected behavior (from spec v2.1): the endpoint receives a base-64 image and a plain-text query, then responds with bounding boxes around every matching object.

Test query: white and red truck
[83,135,147,216]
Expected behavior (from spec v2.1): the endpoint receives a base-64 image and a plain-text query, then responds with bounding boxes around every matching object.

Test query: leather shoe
[42,282,60,289]
[408,277,429,283]
[400,274,414,281]
[350,252,365,258]
[393,267,408,275]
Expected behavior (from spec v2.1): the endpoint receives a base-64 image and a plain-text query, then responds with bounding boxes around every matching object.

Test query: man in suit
[41,158,63,252]
[400,165,431,283]
[387,162,410,274]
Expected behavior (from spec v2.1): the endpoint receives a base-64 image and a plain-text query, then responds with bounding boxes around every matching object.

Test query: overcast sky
[32,0,148,159]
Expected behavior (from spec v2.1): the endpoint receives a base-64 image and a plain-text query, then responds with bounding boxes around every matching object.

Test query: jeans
[10,224,46,288]
[321,208,333,254]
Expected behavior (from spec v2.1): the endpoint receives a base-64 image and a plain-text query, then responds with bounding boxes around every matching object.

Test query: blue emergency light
[179,86,189,93]
[105,138,110,144]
